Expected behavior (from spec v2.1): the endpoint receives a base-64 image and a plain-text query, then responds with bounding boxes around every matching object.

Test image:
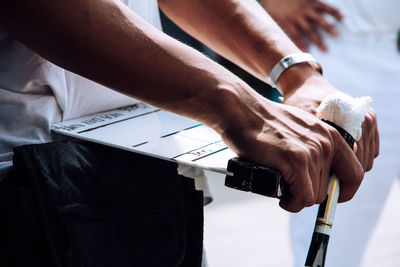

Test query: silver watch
[268,52,323,88]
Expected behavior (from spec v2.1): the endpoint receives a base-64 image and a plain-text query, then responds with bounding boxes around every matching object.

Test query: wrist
[275,63,323,97]
[210,81,265,137]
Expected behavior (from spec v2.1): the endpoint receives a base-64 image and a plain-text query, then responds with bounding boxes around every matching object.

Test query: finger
[307,145,326,204]
[316,161,330,204]
[279,168,314,213]
[310,159,321,204]
[369,109,380,158]
[374,124,380,158]
[330,130,364,203]
[366,127,375,171]
[306,9,339,36]
[297,17,327,51]
[312,1,343,21]
[362,110,378,171]
[367,110,379,169]
[362,132,371,171]
[358,122,370,170]
[286,24,308,51]
[355,138,364,169]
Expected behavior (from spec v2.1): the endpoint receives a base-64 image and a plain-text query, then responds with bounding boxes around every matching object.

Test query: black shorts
[0,141,203,267]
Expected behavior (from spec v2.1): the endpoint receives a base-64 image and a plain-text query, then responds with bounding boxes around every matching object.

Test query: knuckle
[287,147,308,166]
[354,168,365,185]
[291,206,304,213]
[308,145,320,161]
[356,141,364,154]
[340,193,352,203]
[320,139,333,157]
[300,193,315,208]
[342,185,359,202]
[279,199,302,213]
[329,126,341,139]
[330,128,344,147]
[366,160,374,172]
[363,115,373,128]
[364,110,377,129]
[341,187,358,203]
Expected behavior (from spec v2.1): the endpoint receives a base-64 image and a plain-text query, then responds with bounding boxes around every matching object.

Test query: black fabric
[0,141,203,267]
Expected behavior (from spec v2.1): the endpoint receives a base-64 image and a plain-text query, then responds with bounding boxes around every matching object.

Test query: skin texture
[262,0,343,51]
[0,0,377,212]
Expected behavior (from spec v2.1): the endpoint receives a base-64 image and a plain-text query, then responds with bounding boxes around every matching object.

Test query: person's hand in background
[261,0,342,51]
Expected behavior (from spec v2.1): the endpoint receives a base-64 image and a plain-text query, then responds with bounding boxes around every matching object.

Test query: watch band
[268,52,323,88]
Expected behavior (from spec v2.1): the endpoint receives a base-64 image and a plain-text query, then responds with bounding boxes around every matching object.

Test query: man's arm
[0,0,364,212]
[158,0,312,94]
[159,0,379,172]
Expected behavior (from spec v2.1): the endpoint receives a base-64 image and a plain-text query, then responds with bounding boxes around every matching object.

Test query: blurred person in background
[262,0,400,266]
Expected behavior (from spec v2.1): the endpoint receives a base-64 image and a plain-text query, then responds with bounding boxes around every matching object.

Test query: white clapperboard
[51,103,238,175]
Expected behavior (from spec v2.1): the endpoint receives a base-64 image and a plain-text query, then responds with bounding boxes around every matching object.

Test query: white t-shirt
[0,0,161,178]
[324,0,400,34]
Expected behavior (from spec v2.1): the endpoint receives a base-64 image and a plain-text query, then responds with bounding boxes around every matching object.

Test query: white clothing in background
[0,0,161,179]
[291,1,400,267]
[325,0,400,34]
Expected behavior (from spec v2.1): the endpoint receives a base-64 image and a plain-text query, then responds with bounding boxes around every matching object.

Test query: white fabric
[317,92,371,141]
[324,0,400,34]
[291,1,400,267]
[178,165,213,205]
[0,0,161,179]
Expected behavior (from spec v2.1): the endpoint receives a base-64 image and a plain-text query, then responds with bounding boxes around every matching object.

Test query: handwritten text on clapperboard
[52,103,158,133]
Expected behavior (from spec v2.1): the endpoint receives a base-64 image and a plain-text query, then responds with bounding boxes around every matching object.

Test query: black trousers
[0,141,203,267]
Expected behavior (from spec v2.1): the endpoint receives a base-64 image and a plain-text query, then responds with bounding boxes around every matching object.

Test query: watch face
[283,56,295,68]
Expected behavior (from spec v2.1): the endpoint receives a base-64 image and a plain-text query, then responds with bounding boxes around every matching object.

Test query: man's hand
[354,109,380,172]
[262,0,342,51]
[218,87,364,212]
[276,65,380,173]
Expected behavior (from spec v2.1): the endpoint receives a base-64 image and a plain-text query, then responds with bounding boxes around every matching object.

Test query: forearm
[0,0,254,132]
[0,0,368,212]
[158,0,313,91]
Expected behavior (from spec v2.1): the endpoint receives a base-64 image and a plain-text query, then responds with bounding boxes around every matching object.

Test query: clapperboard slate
[51,103,237,175]
[52,102,286,198]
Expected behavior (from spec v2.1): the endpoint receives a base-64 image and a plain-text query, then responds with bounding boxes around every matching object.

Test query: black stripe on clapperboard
[132,124,203,148]
[160,124,202,138]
